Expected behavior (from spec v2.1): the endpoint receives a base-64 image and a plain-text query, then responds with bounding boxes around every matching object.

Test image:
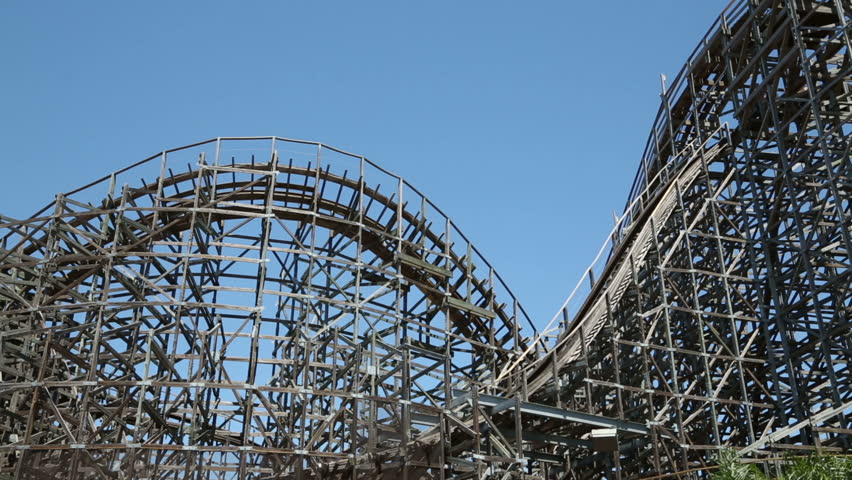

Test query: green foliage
[711,449,766,480]
[780,455,852,480]
[711,450,852,480]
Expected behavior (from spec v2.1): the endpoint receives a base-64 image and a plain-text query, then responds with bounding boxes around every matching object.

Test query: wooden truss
[1,0,851,478]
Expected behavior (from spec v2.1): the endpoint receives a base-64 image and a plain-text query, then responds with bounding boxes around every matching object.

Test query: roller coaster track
[1,0,851,478]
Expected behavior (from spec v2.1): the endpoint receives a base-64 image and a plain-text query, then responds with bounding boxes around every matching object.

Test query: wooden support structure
[1,0,851,477]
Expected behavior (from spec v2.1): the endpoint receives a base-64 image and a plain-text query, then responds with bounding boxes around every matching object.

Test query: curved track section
[1,1,851,479]
[0,138,538,479]
[513,0,852,476]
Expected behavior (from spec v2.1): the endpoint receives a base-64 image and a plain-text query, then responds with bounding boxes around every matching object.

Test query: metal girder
[452,390,648,435]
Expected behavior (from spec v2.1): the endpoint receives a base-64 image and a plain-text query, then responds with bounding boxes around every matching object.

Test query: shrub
[711,450,852,480]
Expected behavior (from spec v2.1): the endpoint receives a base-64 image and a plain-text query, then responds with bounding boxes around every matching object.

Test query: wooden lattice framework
[1,0,851,478]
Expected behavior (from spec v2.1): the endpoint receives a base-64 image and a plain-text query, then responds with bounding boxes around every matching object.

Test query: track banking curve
[2,0,852,478]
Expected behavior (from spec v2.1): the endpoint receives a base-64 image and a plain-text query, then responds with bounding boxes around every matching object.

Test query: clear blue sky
[0,1,729,327]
